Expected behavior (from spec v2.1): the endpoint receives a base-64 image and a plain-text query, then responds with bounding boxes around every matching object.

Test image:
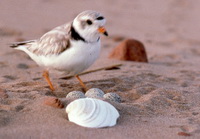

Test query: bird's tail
[9,40,36,48]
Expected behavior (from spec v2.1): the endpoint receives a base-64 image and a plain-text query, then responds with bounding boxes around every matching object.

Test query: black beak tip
[104,31,108,36]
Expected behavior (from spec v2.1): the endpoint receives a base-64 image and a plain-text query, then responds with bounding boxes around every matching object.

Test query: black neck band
[70,25,86,42]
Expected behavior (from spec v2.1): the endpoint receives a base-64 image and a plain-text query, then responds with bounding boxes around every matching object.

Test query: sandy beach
[1,0,200,138]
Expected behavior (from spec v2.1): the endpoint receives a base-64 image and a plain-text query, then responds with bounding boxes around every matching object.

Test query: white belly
[37,40,101,75]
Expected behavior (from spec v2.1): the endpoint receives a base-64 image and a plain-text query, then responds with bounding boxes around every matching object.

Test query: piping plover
[10,10,108,91]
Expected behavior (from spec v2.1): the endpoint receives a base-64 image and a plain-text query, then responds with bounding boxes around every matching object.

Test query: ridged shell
[66,98,120,128]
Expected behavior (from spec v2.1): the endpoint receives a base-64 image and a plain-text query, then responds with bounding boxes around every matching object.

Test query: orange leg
[42,70,55,91]
[75,75,88,92]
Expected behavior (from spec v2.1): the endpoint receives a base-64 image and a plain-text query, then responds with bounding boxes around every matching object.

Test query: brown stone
[109,39,148,62]
[43,96,64,109]
[0,88,8,99]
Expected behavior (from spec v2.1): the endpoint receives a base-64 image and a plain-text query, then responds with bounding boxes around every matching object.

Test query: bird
[10,10,108,92]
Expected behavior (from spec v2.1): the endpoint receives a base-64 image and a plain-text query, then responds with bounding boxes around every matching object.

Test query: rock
[66,91,85,99]
[43,96,64,108]
[109,39,148,62]
[0,88,8,99]
[104,93,121,103]
[85,88,105,99]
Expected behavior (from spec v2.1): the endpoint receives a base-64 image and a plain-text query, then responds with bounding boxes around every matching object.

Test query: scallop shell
[66,98,120,128]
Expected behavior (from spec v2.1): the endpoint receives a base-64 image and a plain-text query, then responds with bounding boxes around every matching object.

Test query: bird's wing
[27,23,72,56]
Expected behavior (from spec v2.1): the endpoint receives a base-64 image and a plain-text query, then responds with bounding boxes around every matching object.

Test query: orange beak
[98,27,108,36]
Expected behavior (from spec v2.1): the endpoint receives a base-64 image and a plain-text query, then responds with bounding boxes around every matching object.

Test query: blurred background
[1,0,200,40]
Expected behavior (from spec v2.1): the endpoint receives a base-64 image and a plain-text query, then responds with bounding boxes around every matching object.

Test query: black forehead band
[96,16,104,20]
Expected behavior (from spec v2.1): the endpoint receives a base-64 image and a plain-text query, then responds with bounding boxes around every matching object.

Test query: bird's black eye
[86,20,92,25]
[96,16,104,20]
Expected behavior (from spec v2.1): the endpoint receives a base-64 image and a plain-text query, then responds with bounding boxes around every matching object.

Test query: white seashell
[66,98,120,128]
[85,88,104,99]
[104,93,121,103]
[66,91,85,99]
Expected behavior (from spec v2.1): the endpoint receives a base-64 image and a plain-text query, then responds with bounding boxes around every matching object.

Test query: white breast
[40,40,101,75]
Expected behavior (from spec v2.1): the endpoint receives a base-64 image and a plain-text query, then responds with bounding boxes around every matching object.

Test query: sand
[1,0,200,138]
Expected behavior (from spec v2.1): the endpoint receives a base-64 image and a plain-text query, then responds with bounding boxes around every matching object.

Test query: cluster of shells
[65,88,121,128]
[66,88,121,103]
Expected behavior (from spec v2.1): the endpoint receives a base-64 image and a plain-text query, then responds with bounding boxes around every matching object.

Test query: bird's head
[72,10,108,42]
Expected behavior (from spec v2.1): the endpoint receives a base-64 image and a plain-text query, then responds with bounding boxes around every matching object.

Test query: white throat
[72,21,100,43]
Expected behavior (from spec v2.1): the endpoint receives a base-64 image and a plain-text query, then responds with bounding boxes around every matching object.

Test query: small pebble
[85,88,104,99]
[43,96,64,108]
[66,91,85,99]
[104,93,121,103]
